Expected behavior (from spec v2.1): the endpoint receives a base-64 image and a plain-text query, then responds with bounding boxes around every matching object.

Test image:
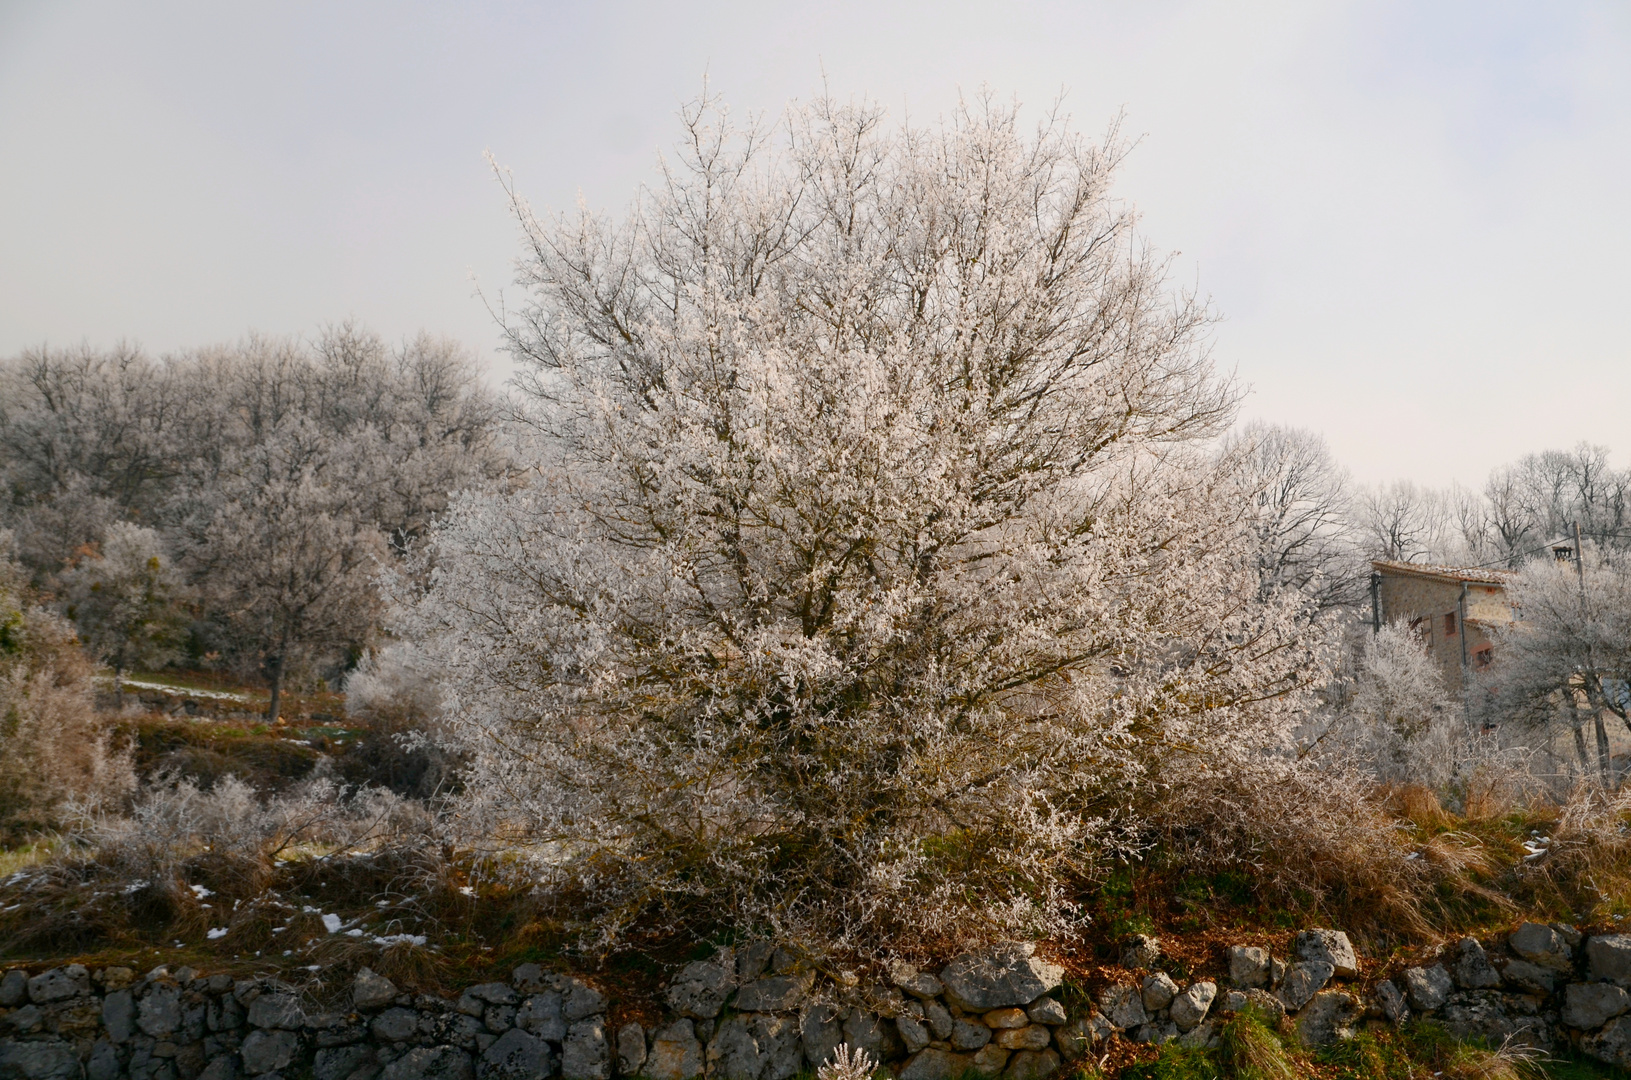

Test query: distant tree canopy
[0,324,511,707]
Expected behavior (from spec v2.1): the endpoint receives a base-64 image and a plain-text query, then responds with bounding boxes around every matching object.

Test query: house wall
[1376,574,1510,691]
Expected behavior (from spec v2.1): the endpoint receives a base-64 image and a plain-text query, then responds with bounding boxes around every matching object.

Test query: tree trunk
[267,652,286,723]
[1575,722,1592,776]
[1597,711,1615,786]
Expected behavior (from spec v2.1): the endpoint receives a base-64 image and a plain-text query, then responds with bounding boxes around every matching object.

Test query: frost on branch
[401,91,1332,958]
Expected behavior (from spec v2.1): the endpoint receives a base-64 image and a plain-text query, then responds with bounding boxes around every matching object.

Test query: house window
[1444,612,1457,637]
[1474,647,1493,668]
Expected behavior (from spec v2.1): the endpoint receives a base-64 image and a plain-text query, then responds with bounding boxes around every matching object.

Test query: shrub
[0,537,134,838]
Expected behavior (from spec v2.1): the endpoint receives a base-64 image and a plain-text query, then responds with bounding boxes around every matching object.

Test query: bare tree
[1485,550,1631,784]
[1222,421,1363,615]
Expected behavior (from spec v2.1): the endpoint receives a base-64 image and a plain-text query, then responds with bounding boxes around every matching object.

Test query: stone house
[1369,560,1515,693]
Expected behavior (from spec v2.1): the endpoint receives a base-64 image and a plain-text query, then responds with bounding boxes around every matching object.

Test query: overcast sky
[2,2,1627,487]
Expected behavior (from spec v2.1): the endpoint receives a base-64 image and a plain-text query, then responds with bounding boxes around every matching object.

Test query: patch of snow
[322,913,343,933]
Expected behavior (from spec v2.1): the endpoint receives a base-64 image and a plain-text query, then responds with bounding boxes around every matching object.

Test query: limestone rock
[1097,985,1147,1031]
[1503,960,1555,996]
[1176,1024,1213,1049]
[354,970,399,1013]
[1052,1017,1097,1061]
[752,1014,802,1080]
[982,1009,1027,1030]
[1000,1049,1059,1080]
[1294,930,1359,979]
[949,1019,991,1051]
[939,943,1062,1011]
[382,1046,476,1080]
[706,1016,762,1080]
[1141,972,1177,1013]
[798,1005,843,1073]
[897,1013,931,1053]
[516,994,565,1043]
[1584,1015,1631,1068]
[922,1000,953,1041]
[887,962,945,1001]
[733,975,812,1014]
[1564,982,1631,1030]
[1227,946,1270,989]
[479,1029,550,1080]
[559,980,604,1023]
[1120,935,1161,970]
[616,1023,646,1076]
[0,1039,81,1080]
[87,1039,122,1080]
[1400,966,1453,1013]
[138,983,184,1038]
[372,1008,421,1044]
[1375,980,1407,1024]
[969,1044,1009,1078]
[1217,988,1284,1020]
[665,955,735,1020]
[645,1020,704,1080]
[317,1045,379,1080]
[1451,938,1501,990]
[103,988,137,1043]
[898,1048,970,1080]
[1295,991,1361,1047]
[1170,982,1216,1032]
[1509,922,1572,973]
[1276,962,1333,1012]
[993,1025,1050,1051]
[242,1028,303,1074]
[248,993,304,1031]
[0,970,27,1007]
[1025,998,1066,1026]
[562,1018,609,1080]
[27,966,91,1004]
[511,966,548,994]
[842,1009,899,1060]
[1588,935,1631,987]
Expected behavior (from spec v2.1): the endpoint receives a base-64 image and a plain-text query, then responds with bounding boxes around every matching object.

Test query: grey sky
[2,2,1626,487]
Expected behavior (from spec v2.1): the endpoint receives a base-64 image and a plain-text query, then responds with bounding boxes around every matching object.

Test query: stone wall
[7,923,1631,1080]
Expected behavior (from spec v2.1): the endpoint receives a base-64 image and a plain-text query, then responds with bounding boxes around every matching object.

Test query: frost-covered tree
[60,522,188,695]
[197,435,386,721]
[1485,551,1631,783]
[1222,421,1362,615]
[403,93,1329,956]
[1310,624,1460,788]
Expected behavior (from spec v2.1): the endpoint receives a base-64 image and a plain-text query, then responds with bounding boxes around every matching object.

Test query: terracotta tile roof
[1371,559,1516,586]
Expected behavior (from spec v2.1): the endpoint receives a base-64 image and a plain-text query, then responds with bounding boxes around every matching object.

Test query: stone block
[1000,1049,1059,1080]
[382,1046,475,1080]
[939,943,1062,1011]
[1169,982,1216,1032]
[1227,946,1270,989]
[1276,962,1333,1012]
[478,1028,551,1080]
[1451,938,1501,990]
[241,1029,302,1075]
[354,971,400,1013]
[1294,930,1359,979]
[1509,922,1572,973]
[1564,982,1631,1030]
[1400,966,1453,1013]
[1141,973,1177,1013]
[1588,935,1631,987]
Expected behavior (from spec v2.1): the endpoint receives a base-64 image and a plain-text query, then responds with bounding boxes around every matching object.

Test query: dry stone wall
[9,924,1631,1080]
